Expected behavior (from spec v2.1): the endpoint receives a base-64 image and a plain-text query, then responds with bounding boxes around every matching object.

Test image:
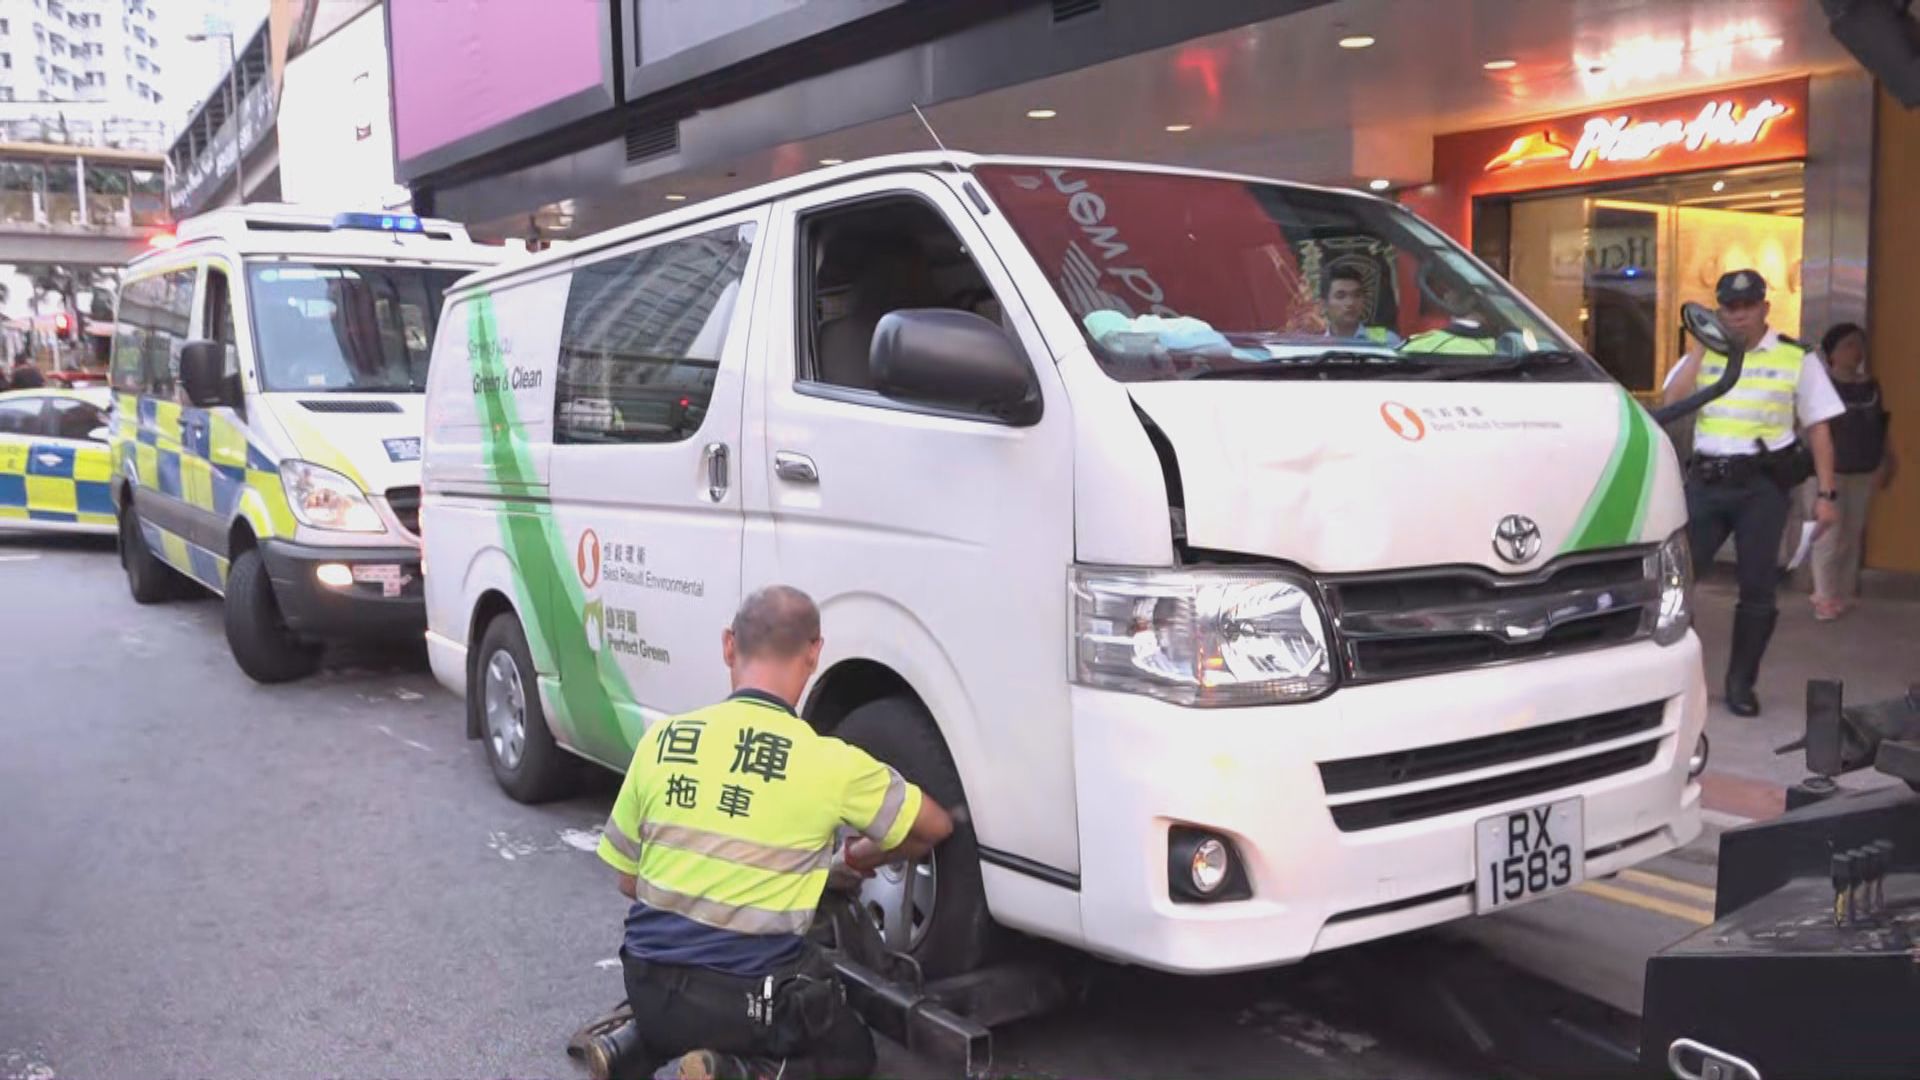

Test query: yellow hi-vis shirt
[1695,336,1805,448]
[598,690,922,974]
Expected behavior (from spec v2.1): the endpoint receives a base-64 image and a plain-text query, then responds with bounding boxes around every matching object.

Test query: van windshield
[973,165,1605,384]
[246,262,468,392]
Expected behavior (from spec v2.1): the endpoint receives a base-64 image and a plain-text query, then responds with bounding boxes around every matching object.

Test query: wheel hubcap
[483,650,527,770]
[860,849,938,952]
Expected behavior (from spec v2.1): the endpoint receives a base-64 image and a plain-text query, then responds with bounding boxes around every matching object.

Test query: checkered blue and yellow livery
[0,439,115,530]
[112,391,299,592]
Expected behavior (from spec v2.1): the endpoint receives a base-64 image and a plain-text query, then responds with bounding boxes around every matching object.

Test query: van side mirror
[179,339,228,407]
[1680,301,1734,356]
[870,309,1041,426]
[1651,302,1747,425]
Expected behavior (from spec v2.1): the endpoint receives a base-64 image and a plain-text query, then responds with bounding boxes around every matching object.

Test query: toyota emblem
[1493,514,1543,565]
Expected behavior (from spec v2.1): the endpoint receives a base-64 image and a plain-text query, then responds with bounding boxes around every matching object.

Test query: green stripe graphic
[468,295,639,757]
[1562,388,1656,553]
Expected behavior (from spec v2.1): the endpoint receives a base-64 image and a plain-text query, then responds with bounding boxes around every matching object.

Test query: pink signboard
[389,0,611,172]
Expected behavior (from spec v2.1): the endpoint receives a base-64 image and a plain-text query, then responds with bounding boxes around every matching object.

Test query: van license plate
[1474,797,1584,912]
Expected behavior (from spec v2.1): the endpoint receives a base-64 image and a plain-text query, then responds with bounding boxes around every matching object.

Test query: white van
[421,154,1706,977]
[111,206,503,682]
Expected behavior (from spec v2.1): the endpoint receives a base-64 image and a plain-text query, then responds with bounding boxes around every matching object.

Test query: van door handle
[35,452,64,467]
[773,451,818,484]
[704,442,729,502]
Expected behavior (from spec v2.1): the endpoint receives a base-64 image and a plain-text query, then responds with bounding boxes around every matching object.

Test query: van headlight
[1653,530,1692,646]
[1071,567,1334,706]
[281,459,386,533]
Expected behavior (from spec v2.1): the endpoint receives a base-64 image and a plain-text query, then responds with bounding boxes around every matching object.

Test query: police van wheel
[835,696,993,978]
[120,504,184,604]
[224,549,321,684]
[476,613,576,804]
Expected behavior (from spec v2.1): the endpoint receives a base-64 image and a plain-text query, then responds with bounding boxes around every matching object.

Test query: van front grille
[1324,550,1659,683]
[1326,741,1661,833]
[1318,701,1666,795]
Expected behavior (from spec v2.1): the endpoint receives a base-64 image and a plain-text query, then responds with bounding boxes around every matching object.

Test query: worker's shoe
[1724,607,1778,718]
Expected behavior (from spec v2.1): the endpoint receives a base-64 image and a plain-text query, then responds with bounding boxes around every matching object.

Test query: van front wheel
[474,613,576,804]
[224,549,321,683]
[833,696,993,978]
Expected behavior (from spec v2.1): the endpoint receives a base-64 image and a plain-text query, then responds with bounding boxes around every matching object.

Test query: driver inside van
[1319,264,1402,346]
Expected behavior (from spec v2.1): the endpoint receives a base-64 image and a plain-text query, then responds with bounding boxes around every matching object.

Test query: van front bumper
[1067,634,1706,973]
[258,539,424,639]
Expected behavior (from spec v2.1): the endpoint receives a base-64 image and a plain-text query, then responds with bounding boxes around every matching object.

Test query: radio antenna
[909,102,951,155]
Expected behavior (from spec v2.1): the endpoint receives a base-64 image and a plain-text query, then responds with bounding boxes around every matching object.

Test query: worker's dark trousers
[622,948,876,1079]
[1686,470,1790,694]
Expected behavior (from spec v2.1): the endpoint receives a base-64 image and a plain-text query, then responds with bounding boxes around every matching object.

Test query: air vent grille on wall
[626,119,681,164]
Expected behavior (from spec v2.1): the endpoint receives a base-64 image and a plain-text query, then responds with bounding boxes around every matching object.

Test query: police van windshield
[973,165,1605,384]
[247,263,467,392]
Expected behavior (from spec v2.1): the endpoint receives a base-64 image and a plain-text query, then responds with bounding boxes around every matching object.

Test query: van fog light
[1688,734,1711,780]
[1168,826,1251,903]
[1191,838,1229,893]
[316,563,354,589]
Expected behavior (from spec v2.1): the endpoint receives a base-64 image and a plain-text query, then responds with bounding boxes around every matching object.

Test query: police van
[111,206,503,682]
[421,154,1707,978]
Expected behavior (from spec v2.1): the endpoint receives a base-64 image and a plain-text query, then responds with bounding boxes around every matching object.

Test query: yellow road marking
[1577,881,1714,926]
[1619,868,1717,905]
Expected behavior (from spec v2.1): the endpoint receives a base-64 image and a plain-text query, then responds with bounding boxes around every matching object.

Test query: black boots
[1724,607,1778,717]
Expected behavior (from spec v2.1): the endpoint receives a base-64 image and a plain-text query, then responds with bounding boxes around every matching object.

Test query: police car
[110,206,505,682]
[0,386,114,534]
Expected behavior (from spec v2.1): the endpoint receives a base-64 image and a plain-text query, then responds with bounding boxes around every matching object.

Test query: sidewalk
[1690,569,1919,820]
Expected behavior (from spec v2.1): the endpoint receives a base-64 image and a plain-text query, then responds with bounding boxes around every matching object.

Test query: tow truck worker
[598,585,954,1080]
[1662,269,1842,717]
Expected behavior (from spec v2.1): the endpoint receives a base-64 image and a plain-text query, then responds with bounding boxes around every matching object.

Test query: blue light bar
[332,212,425,234]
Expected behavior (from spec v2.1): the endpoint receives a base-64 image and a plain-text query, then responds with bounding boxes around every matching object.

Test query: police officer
[1662,270,1842,716]
[598,585,954,1079]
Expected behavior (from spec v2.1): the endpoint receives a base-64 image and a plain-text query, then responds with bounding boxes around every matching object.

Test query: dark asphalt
[0,532,1711,1079]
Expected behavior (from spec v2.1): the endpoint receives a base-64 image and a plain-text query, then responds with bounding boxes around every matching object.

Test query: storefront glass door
[1488,163,1804,400]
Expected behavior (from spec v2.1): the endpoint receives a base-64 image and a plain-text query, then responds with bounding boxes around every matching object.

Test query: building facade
[378,0,1916,573]
[0,0,166,149]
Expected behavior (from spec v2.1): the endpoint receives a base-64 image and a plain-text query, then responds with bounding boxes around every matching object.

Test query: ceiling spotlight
[1338,34,1376,49]
[1165,123,1193,133]
[818,158,844,166]
[1483,59,1517,71]
[1026,108,1058,120]
[1368,178,1392,191]
[1712,180,1727,192]
[664,193,687,202]
[1770,191,1782,199]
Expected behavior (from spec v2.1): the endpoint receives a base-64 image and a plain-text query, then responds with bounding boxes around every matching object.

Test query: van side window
[110,275,154,395]
[204,267,241,380]
[553,223,755,445]
[120,269,196,401]
[800,197,1010,393]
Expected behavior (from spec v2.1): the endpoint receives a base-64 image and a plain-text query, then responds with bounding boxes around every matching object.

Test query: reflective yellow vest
[1401,327,1499,356]
[1695,338,1807,445]
[1335,325,1393,344]
[597,694,922,939]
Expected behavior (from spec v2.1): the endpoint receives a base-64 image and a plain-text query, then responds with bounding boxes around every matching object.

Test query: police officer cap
[1715,269,1767,305]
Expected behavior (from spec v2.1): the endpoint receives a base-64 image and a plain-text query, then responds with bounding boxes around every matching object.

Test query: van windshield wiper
[1183,351,1432,380]
[1411,350,1581,381]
